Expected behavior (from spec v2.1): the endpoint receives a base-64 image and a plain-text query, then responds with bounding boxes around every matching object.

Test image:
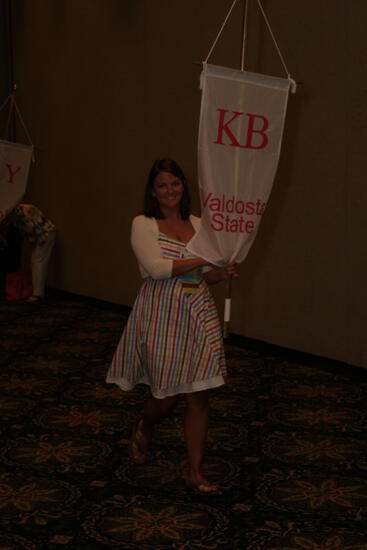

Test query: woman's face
[153,171,184,212]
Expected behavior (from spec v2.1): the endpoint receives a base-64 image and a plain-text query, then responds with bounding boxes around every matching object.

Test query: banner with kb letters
[0,139,33,223]
[187,63,291,265]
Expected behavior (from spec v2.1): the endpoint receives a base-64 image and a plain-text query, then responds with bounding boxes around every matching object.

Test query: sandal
[185,476,220,494]
[26,295,42,302]
[129,418,150,464]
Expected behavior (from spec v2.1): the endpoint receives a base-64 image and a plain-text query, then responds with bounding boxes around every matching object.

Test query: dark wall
[0,0,13,131]
[9,0,367,367]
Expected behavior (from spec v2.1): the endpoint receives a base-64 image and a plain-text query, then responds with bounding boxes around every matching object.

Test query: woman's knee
[158,395,178,414]
[185,390,209,413]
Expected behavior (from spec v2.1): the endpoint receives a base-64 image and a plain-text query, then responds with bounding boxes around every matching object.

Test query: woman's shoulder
[131,215,158,233]
[132,214,156,224]
[189,214,201,230]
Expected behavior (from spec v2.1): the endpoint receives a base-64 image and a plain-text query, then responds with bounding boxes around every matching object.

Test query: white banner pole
[223,0,249,339]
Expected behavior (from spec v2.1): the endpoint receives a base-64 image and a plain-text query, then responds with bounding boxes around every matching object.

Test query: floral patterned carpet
[1,292,367,549]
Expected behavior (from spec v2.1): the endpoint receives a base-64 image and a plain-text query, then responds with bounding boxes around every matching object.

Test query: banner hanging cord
[203,0,296,92]
[256,0,292,83]
[14,101,35,156]
[0,95,11,114]
[0,89,35,162]
[204,0,239,64]
[5,94,14,138]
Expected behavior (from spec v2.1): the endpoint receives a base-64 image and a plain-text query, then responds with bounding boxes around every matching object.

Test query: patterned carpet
[1,291,367,549]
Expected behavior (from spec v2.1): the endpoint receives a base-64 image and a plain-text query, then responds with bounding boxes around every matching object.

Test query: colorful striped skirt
[106,272,226,399]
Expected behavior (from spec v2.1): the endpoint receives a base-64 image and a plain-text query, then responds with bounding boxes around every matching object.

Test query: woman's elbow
[147,262,172,280]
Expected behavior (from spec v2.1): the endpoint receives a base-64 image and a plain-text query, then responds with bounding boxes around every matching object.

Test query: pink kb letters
[213,108,269,150]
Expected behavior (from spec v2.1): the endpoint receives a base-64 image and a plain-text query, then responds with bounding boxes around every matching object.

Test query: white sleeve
[130,216,173,280]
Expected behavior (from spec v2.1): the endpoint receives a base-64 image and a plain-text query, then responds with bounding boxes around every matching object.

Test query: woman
[106,158,238,493]
[1,203,56,301]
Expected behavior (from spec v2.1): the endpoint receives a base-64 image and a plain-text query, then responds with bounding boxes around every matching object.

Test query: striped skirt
[106,276,226,398]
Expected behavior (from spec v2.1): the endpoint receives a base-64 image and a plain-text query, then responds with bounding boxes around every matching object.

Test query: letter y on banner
[0,139,33,222]
[187,63,291,265]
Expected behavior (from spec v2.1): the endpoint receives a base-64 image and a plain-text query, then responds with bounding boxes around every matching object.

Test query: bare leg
[140,395,178,438]
[130,395,178,463]
[184,390,217,491]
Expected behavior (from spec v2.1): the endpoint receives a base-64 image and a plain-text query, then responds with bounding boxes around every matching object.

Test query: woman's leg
[184,390,216,490]
[130,395,178,463]
[140,395,178,437]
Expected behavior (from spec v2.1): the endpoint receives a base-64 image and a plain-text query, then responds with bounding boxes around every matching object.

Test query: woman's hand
[202,262,239,285]
[224,262,239,280]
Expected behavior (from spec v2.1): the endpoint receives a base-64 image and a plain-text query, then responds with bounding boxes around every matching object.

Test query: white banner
[0,139,33,223]
[187,63,291,265]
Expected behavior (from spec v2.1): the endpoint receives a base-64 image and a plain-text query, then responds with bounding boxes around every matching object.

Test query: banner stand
[197,0,296,338]
[224,0,248,339]
[223,277,232,339]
